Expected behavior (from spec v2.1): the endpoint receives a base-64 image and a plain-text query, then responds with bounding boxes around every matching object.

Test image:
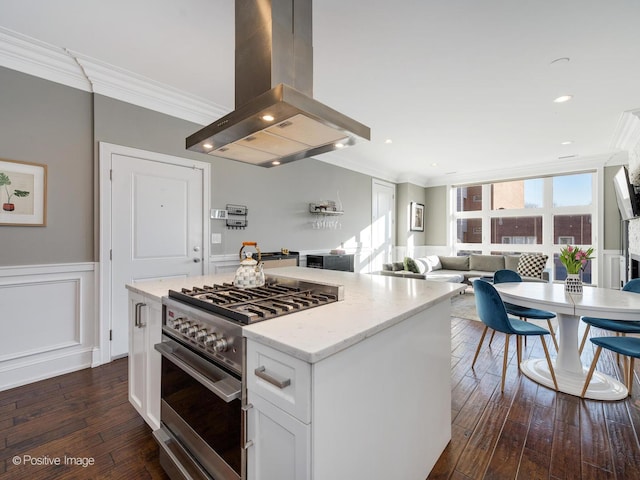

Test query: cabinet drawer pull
[254,366,291,389]
[134,302,146,328]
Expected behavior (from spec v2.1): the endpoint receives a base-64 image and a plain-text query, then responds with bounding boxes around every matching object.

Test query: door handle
[193,258,201,263]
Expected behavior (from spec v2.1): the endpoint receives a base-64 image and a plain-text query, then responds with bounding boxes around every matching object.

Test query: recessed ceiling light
[553,95,573,103]
[558,155,577,160]
[550,57,570,65]
[385,139,393,144]
[272,160,281,165]
[262,114,275,122]
[203,143,213,149]
[561,140,573,145]
[431,163,438,167]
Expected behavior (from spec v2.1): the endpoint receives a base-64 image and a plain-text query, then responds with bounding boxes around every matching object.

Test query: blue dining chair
[472,279,558,393]
[578,278,640,354]
[493,269,558,351]
[581,336,640,397]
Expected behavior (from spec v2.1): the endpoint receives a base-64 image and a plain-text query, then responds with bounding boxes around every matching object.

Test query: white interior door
[110,153,205,358]
[371,179,396,273]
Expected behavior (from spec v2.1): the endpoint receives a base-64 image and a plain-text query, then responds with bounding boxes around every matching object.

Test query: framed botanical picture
[410,202,424,232]
[0,159,47,226]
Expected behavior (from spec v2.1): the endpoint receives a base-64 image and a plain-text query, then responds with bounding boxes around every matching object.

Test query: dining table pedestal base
[520,358,628,400]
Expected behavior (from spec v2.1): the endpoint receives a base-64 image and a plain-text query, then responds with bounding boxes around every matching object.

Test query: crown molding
[611,109,640,152]
[0,27,228,126]
[68,51,228,125]
[423,153,613,187]
[0,27,90,91]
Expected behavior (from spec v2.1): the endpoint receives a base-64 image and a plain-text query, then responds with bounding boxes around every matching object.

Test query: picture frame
[410,202,424,232]
[0,158,47,226]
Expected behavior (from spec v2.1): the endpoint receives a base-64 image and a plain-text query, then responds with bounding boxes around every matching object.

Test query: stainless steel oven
[154,334,243,480]
[153,277,342,480]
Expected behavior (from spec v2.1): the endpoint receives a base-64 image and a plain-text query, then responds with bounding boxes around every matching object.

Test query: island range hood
[186,0,370,167]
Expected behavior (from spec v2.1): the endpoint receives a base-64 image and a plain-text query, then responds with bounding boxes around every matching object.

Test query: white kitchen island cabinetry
[127,290,162,430]
[244,267,460,480]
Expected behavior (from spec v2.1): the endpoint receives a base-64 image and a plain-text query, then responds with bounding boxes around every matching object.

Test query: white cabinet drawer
[246,340,311,423]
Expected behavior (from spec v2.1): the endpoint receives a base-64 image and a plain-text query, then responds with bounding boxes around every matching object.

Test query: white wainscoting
[0,263,95,391]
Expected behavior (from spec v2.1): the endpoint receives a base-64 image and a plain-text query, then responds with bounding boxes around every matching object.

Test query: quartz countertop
[126,267,465,363]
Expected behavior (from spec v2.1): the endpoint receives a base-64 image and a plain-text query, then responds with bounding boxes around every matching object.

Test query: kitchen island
[126,267,464,480]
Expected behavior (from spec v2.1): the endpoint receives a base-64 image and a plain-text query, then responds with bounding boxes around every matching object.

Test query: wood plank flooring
[1,316,639,479]
[0,358,168,480]
[429,316,640,480]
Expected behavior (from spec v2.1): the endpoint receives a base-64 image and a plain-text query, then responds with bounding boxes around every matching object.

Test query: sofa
[379,253,550,284]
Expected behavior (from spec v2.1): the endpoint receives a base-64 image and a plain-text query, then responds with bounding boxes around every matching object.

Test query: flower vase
[565,273,583,294]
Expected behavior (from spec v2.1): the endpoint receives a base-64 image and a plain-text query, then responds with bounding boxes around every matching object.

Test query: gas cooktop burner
[167,276,342,324]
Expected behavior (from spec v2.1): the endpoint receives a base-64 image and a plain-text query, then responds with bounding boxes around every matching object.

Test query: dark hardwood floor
[429,316,640,480]
[1,316,639,479]
[0,358,168,480]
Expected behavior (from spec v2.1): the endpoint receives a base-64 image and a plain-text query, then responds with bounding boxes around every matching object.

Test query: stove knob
[178,321,192,333]
[168,316,184,329]
[186,325,200,337]
[203,333,218,347]
[212,337,228,353]
[195,329,208,342]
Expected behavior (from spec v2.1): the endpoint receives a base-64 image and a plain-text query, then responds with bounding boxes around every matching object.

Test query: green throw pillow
[404,257,420,273]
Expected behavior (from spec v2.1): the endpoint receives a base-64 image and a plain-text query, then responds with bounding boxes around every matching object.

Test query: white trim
[99,142,211,365]
[0,262,94,277]
[425,154,610,188]
[0,27,228,126]
[70,50,228,125]
[611,109,640,152]
[0,27,90,91]
[0,263,95,390]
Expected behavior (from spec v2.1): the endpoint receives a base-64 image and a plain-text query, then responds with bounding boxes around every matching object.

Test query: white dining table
[493,282,640,400]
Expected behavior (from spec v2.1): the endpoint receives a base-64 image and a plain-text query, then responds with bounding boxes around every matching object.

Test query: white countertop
[126,267,465,363]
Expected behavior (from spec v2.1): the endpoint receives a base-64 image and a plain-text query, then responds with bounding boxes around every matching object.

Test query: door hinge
[110,249,112,261]
[109,330,113,341]
[110,169,113,181]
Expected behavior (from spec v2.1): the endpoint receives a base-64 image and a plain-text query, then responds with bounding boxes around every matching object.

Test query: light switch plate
[211,233,222,244]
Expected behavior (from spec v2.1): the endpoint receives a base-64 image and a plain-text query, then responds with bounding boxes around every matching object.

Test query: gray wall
[0,67,93,265]
[0,67,376,266]
[396,182,426,246]
[424,185,447,245]
[603,165,623,251]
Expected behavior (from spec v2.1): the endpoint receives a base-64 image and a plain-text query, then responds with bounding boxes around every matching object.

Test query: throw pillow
[404,257,420,274]
[392,262,405,271]
[517,254,548,279]
[440,255,470,271]
[382,263,393,271]
[415,257,432,274]
[426,255,442,271]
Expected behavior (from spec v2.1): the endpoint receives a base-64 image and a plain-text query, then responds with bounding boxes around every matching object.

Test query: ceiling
[1,0,639,185]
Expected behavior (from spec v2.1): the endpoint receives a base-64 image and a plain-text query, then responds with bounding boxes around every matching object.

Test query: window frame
[451,172,598,283]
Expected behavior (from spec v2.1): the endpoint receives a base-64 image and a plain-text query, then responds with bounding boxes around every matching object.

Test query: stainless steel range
[153,275,343,480]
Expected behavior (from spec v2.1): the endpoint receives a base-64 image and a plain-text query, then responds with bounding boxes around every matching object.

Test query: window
[453,172,597,284]
[491,216,542,244]
[456,218,482,243]
[553,215,591,244]
[553,173,592,207]
[492,178,543,210]
[456,186,482,212]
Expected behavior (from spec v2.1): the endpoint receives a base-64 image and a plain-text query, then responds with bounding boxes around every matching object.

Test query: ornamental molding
[611,109,640,153]
[0,26,227,126]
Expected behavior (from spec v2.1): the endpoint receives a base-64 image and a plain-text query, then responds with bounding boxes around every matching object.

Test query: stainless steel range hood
[186,0,370,167]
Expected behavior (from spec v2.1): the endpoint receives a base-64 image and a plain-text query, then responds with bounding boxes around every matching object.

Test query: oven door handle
[154,341,241,403]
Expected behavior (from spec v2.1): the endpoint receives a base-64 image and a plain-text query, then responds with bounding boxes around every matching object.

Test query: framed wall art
[0,159,47,226]
[410,201,424,232]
